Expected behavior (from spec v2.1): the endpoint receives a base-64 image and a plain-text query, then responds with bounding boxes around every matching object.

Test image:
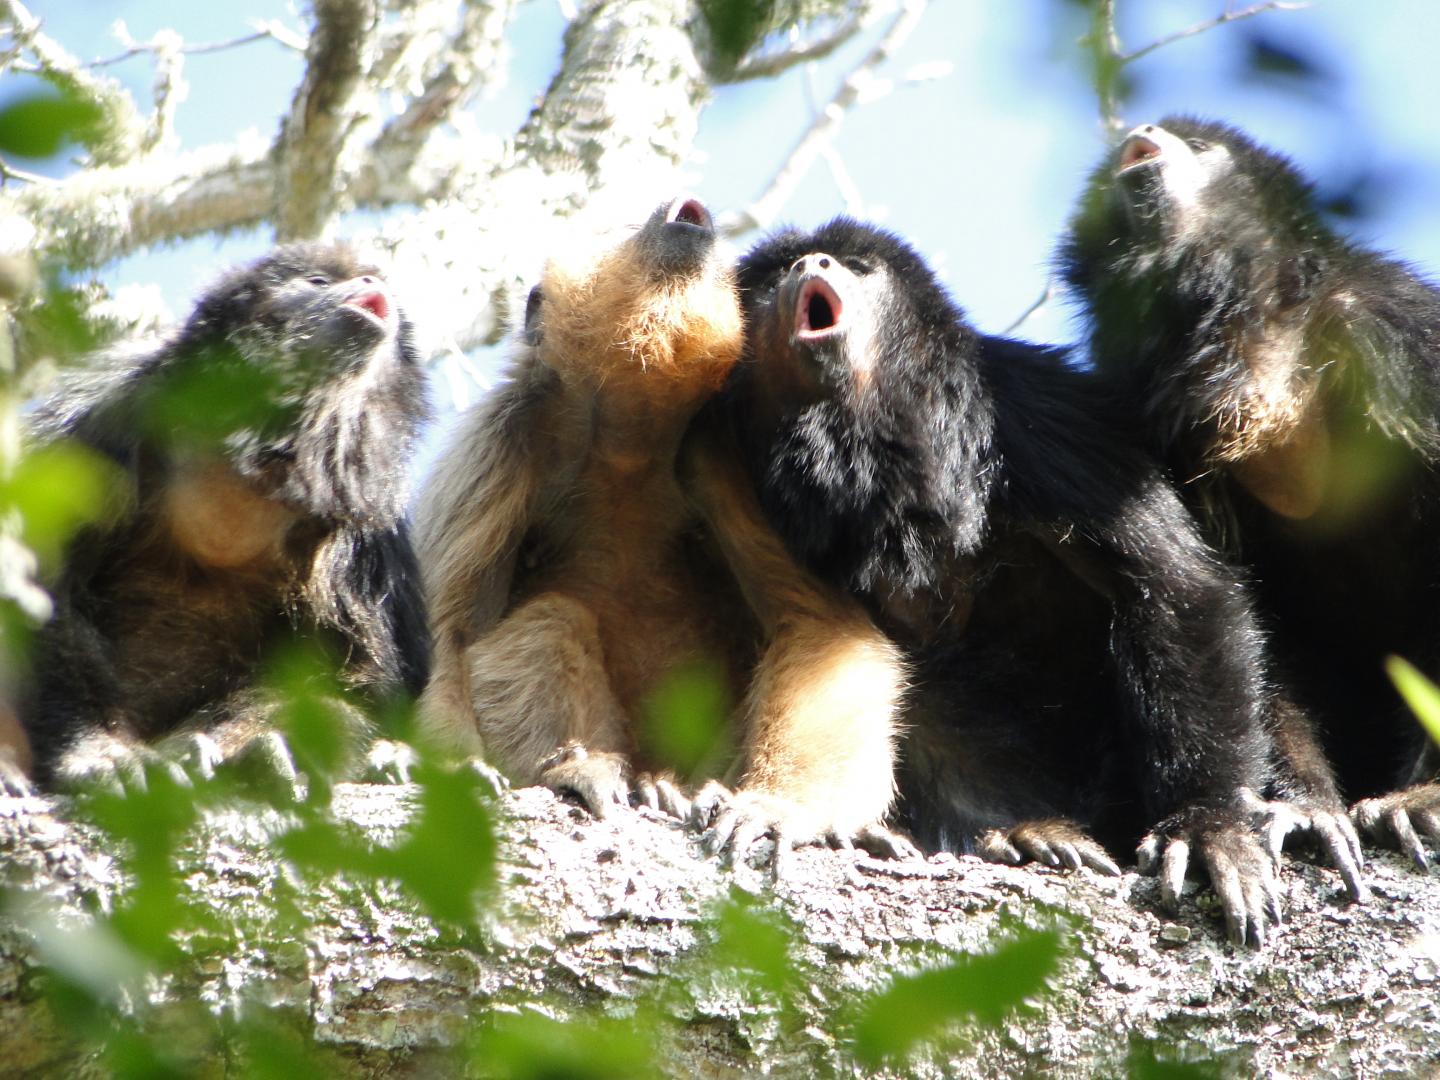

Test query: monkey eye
[1185,138,1211,152]
[306,275,331,287]
[842,257,876,275]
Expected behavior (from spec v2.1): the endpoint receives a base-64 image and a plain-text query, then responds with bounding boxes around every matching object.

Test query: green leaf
[469,1011,663,1080]
[638,658,733,780]
[1386,655,1440,747]
[0,89,104,159]
[2,439,122,568]
[849,927,1063,1065]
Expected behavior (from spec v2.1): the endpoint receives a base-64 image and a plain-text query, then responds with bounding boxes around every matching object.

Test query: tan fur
[165,459,295,569]
[1210,320,1330,519]
[416,208,904,842]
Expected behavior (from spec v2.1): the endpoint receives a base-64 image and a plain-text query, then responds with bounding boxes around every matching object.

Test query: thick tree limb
[2,784,1440,1076]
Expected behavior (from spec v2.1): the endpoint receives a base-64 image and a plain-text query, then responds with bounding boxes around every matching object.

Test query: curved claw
[1141,820,1281,948]
[633,772,691,821]
[537,744,631,819]
[1352,784,1440,872]
[979,819,1121,876]
[1252,793,1369,903]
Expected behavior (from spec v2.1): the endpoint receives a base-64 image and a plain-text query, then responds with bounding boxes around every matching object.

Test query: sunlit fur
[725,217,1276,874]
[1063,116,1440,824]
[22,243,429,787]
[416,202,905,843]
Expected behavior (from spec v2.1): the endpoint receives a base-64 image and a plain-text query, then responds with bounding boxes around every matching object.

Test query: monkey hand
[537,743,635,820]
[0,750,33,797]
[1244,788,1367,902]
[976,819,1121,876]
[1351,782,1440,871]
[1138,808,1283,948]
[690,780,920,874]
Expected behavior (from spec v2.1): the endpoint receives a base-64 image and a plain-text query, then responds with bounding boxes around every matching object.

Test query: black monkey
[22,242,430,788]
[1062,116,1440,875]
[717,217,1284,945]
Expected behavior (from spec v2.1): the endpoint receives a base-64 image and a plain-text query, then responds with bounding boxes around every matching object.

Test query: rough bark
[2,783,1438,1078]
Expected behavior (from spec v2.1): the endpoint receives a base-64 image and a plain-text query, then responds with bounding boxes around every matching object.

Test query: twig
[999,278,1058,337]
[89,21,307,68]
[722,0,930,237]
[726,6,872,83]
[1122,1,1308,64]
[0,156,52,185]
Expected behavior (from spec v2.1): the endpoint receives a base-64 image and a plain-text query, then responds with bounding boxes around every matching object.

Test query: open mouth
[345,290,392,326]
[794,277,844,340]
[1117,134,1163,175]
[665,196,712,232]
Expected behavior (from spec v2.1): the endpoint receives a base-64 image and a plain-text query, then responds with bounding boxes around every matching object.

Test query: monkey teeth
[795,278,844,339]
[1118,134,1163,174]
[346,291,392,325]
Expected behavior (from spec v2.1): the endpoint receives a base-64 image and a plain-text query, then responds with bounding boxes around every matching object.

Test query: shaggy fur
[722,217,1284,944]
[416,199,912,859]
[24,243,430,787]
[1062,116,1440,874]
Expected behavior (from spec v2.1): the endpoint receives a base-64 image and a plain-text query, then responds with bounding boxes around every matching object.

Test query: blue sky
[23,1,1440,373]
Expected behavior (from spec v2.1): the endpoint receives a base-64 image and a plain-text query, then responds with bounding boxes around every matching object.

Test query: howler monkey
[24,243,430,788]
[721,217,1285,944]
[1062,116,1440,873]
[418,198,912,861]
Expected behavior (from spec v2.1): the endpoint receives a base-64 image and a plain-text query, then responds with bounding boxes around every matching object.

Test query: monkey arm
[682,421,914,862]
[412,366,564,753]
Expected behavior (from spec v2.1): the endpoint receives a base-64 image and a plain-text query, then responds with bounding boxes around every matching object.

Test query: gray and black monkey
[22,242,430,789]
[717,217,1286,945]
[1062,116,1440,882]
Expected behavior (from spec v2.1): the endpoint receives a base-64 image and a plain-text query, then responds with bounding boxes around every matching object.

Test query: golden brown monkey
[416,197,914,860]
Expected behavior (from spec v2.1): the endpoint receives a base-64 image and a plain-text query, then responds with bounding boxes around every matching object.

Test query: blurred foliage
[1387,655,1440,748]
[0,439,121,569]
[639,657,735,781]
[0,83,105,161]
[847,926,1064,1066]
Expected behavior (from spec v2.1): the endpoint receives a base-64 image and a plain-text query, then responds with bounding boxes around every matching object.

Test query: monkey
[716,216,1288,945]
[1061,116,1440,879]
[21,242,430,789]
[416,197,915,863]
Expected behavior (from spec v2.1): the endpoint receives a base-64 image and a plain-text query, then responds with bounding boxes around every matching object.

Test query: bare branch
[90,22,307,68]
[277,0,383,240]
[725,7,872,83]
[0,0,145,165]
[1122,1,1308,64]
[722,0,930,237]
[1000,278,1059,337]
[372,0,517,163]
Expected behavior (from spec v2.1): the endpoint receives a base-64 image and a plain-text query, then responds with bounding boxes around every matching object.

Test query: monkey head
[154,243,426,522]
[732,218,981,595]
[525,196,742,401]
[1064,116,1324,287]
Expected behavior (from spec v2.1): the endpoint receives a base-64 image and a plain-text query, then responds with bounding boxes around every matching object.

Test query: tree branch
[277,0,383,240]
[724,4,873,83]
[0,0,145,166]
[1122,1,1308,64]
[722,0,929,237]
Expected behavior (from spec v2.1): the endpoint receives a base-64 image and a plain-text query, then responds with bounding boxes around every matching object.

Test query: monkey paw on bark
[1138,807,1284,948]
[1352,782,1440,870]
[688,780,920,875]
[536,743,688,822]
[1248,788,1367,902]
[975,819,1121,876]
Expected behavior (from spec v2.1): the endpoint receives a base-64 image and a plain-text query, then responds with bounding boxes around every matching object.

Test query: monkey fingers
[537,744,632,819]
[1351,782,1440,871]
[977,820,1121,876]
[1139,818,1282,947]
[0,752,34,797]
[633,772,691,821]
[843,822,922,862]
[1245,789,1367,902]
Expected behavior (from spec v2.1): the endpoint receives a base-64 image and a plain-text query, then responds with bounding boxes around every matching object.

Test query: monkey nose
[790,254,833,277]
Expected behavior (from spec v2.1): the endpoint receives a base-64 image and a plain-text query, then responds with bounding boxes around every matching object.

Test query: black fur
[23,242,430,786]
[721,218,1282,939]
[1062,117,1440,862]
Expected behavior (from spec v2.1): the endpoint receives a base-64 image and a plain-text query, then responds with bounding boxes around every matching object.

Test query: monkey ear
[523,285,544,346]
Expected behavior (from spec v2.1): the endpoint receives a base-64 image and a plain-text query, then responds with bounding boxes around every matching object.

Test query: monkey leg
[694,611,918,868]
[463,592,638,818]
